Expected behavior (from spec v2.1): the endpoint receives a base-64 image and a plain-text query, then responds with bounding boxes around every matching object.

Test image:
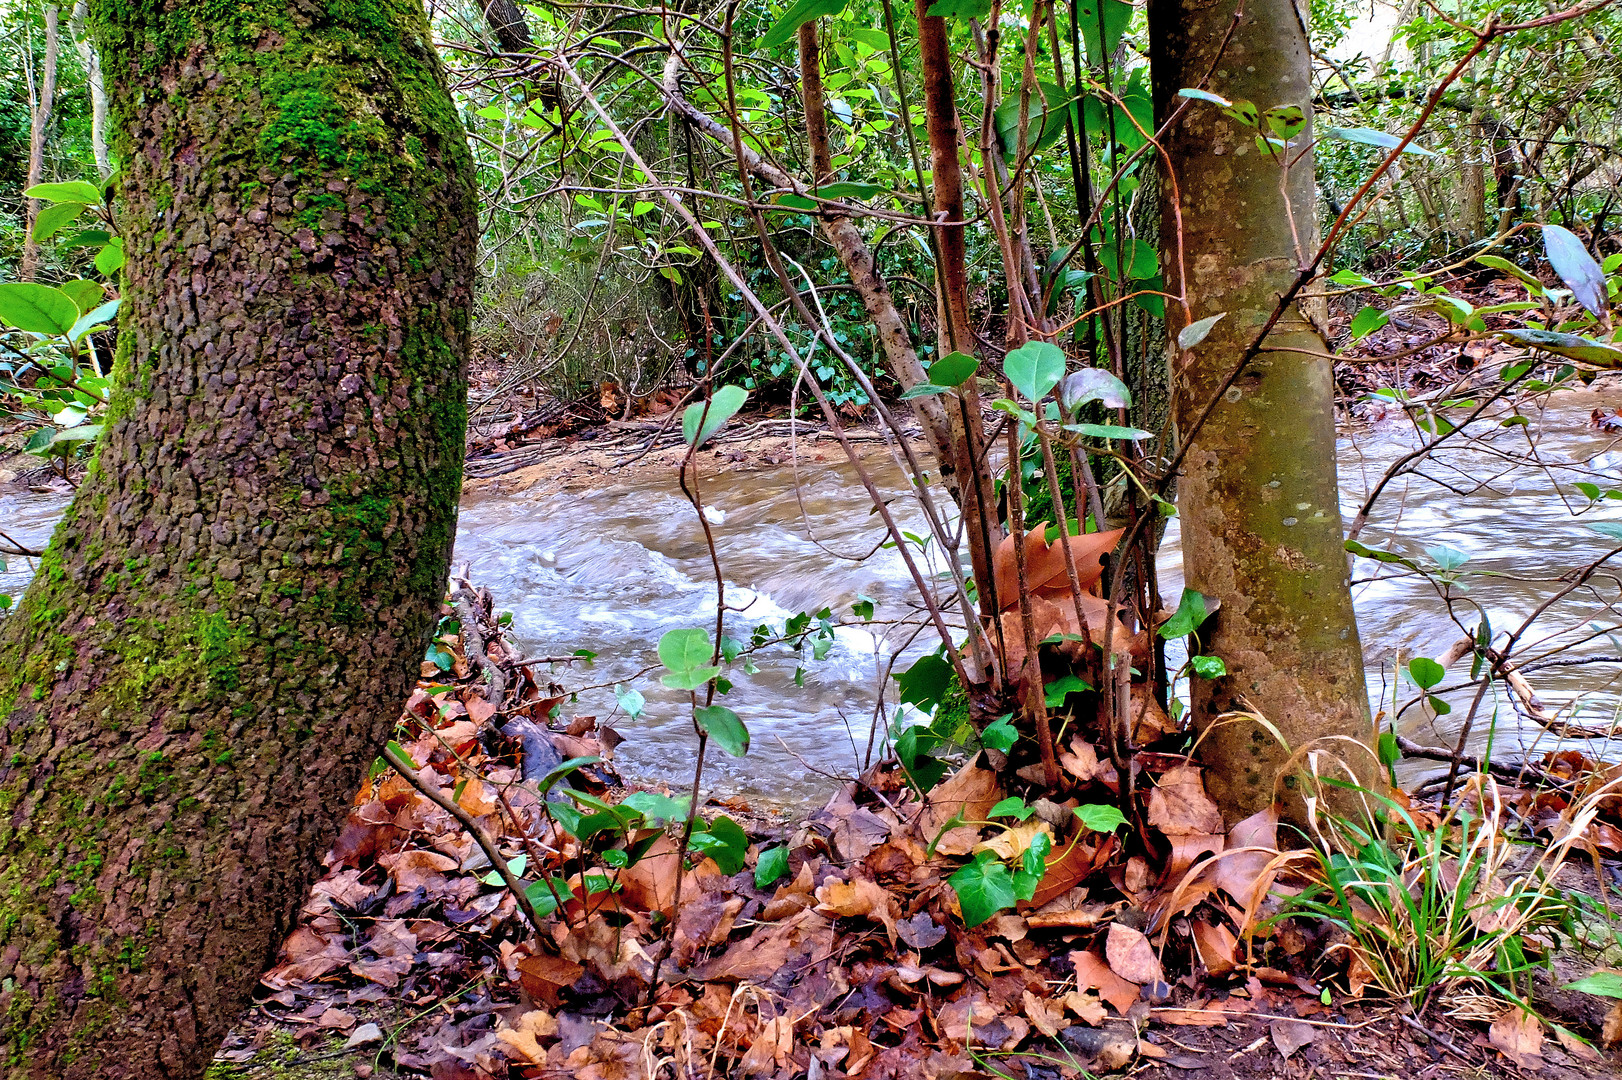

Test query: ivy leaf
[896,653,955,711]
[979,713,1017,752]
[694,704,750,757]
[988,796,1035,821]
[759,0,851,49]
[755,845,790,889]
[1159,587,1215,639]
[1190,654,1226,678]
[1542,224,1607,317]
[1043,674,1092,707]
[948,851,1018,927]
[1075,803,1128,833]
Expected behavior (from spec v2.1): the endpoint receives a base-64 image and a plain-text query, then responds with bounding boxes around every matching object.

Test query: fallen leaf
[897,912,947,949]
[1153,1005,1228,1027]
[1554,1024,1603,1063]
[976,820,1053,862]
[1270,1018,1316,1059]
[1488,1006,1544,1069]
[1062,990,1107,1026]
[920,752,1002,852]
[1603,1001,1622,1047]
[516,952,585,1008]
[1105,922,1164,986]
[1070,948,1141,1015]
[496,1010,558,1064]
[345,1023,383,1049]
[1146,766,1223,837]
[1023,990,1063,1039]
[692,907,835,984]
[1191,919,1239,977]
[815,876,898,945]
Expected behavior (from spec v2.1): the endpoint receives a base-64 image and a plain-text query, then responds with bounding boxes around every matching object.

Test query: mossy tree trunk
[0,2,476,1075]
[1149,0,1374,822]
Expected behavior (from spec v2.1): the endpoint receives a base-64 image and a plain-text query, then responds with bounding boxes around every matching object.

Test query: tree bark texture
[69,1,111,177]
[0,2,476,1075]
[1149,0,1374,822]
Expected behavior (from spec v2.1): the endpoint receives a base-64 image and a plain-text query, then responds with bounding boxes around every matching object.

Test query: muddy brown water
[6,389,1622,811]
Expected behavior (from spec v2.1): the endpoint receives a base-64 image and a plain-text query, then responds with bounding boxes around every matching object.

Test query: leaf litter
[219,588,1620,1080]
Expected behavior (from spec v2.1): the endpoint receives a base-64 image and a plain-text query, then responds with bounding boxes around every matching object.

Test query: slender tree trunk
[20,4,60,281]
[798,22,834,184]
[1150,0,1375,822]
[69,0,110,176]
[0,2,476,1075]
[481,0,533,51]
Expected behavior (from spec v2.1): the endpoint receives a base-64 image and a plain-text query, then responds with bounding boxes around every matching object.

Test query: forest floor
[213,595,1622,1080]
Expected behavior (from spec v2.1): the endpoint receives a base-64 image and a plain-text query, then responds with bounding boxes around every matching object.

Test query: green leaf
[69,299,120,343]
[1322,127,1436,156]
[759,0,851,49]
[51,424,102,445]
[682,384,748,445]
[1075,803,1128,833]
[1064,422,1150,440]
[57,228,111,252]
[1059,368,1131,411]
[1377,730,1401,767]
[1543,224,1607,316]
[536,755,602,796]
[24,427,56,455]
[24,181,102,204]
[925,0,991,17]
[1043,674,1092,707]
[33,202,87,242]
[1425,544,1471,571]
[772,193,819,211]
[1022,831,1052,878]
[1003,341,1066,403]
[989,796,1035,821]
[1407,656,1445,691]
[615,684,645,720]
[980,713,1018,753]
[1077,0,1132,68]
[1589,522,1622,542]
[1159,587,1213,639]
[1563,971,1622,999]
[1576,482,1603,501]
[524,877,577,919]
[948,851,1018,927]
[661,665,721,691]
[694,704,750,756]
[0,283,80,334]
[900,383,950,400]
[1178,88,1233,108]
[658,627,713,673]
[621,790,688,825]
[1264,104,1306,140]
[896,653,955,711]
[1475,254,1545,292]
[1496,328,1622,366]
[1190,654,1226,678]
[57,279,103,315]
[1178,312,1226,349]
[928,351,980,388]
[1349,305,1389,340]
[994,82,1075,155]
[816,181,886,200]
[95,240,126,276]
[755,845,790,889]
[689,815,749,875]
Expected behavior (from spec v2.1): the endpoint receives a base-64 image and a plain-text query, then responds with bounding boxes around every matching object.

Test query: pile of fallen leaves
[223,588,1619,1080]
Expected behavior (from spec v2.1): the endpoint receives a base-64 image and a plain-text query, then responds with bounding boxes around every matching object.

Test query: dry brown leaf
[1488,1006,1544,1069]
[691,907,834,984]
[991,527,1123,605]
[1062,990,1107,1026]
[975,820,1053,862]
[1070,948,1141,1015]
[814,876,898,945]
[920,753,1002,851]
[378,849,458,892]
[464,693,499,726]
[1209,805,1281,912]
[1026,905,1108,930]
[1105,923,1164,986]
[1191,919,1239,977]
[1130,683,1172,744]
[1270,1018,1316,1059]
[738,1014,794,1076]
[1603,1001,1622,1047]
[516,952,585,1008]
[761,859,816,922]
[1146,765,1224,836]
[1554,1024,1603,1063]
[997,595,1129,677]
[1153,1005,1228,1027]
[496,1010,558,1064]
[1023,990,1063,1039]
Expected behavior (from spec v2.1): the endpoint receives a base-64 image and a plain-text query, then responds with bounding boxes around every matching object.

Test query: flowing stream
[7,389,1622,811]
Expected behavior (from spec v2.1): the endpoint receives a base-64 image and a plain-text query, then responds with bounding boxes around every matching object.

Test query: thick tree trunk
[0,2,476,1075]
[1150,0,1374,822]
[20,3,60,282]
